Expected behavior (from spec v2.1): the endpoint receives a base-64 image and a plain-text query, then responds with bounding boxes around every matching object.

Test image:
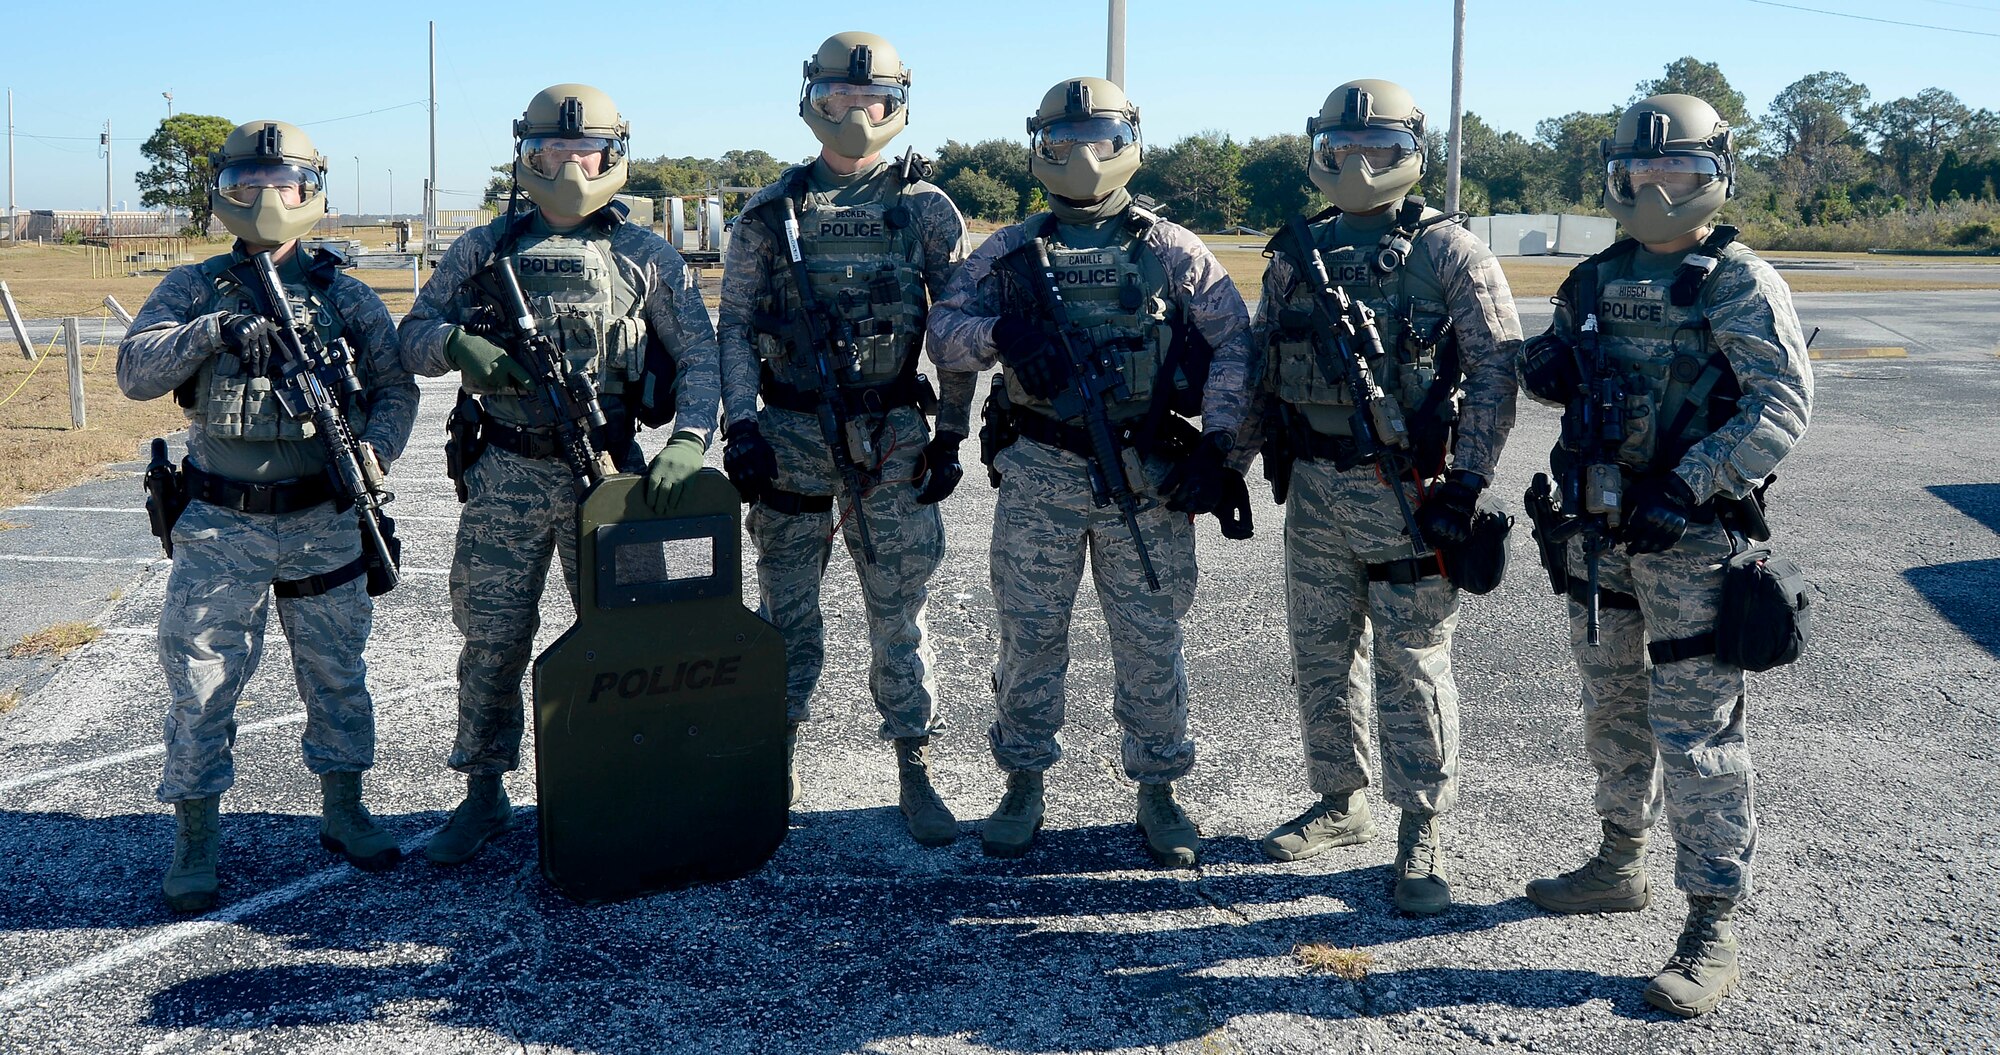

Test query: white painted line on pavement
[0,680,454,796]
[0,554,161,566]
[0,824,444,1012]
[7,506,146,514]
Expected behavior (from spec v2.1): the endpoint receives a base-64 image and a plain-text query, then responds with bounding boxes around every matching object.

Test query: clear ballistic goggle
[1605,154,1725,205]
[1311,127,1420,171]
[1031,116,1140,164]
[215,163,324,207]
[806,81,907,122]
[519,135,627,178]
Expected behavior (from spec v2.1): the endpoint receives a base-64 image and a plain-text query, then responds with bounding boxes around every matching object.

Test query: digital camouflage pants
[157,497,374,802]
[1283,457,1461,816]
[1565,517,1756,901]
[447,446,580,775]
[747,405,942,740]
[988,436,1197,784]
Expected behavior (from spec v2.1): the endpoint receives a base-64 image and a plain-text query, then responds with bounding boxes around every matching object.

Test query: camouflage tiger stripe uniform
[927,204,1254,782]
[1234,205,1521,814]
[117,245,419,802]
[718,158,973,739]
[400,210,720,776]
[1535,243,1811,899]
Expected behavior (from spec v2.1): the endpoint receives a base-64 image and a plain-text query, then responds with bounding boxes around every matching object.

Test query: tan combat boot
[1527,820,1650,914]
[425,774,512,865]
[1645,895,1742,1017]
[1393,811,1451,916]
[894,737,957,847]
[1261,790,1378,861]
[981,770,1045,858]
[1137,782,1201,868]
[162,795,220,913]
[319,771,401,872]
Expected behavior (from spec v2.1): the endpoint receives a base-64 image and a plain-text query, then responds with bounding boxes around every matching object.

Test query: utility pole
[5,89,14,242]
[1106,0,1126,89]
[353,155,361,220]
[1446,0,1466,215]
[427,19,438,256]
[101,120,113,237]
[388,168,394,219]
[163,90,173,119]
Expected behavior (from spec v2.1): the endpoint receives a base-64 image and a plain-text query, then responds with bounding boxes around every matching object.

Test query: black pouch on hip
[1714,546,1811,671]
[1442,495,1513,596]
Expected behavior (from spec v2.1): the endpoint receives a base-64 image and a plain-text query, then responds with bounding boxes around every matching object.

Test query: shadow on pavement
[1928,483,2000,537]
[1904,558,2000,659]
[1,806,1652,1051]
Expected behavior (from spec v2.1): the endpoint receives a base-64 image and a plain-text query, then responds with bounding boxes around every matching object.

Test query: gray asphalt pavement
[0,299,1996,1053]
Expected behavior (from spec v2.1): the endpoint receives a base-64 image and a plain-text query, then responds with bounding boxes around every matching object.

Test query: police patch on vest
[1321,248,1375,286]
[1052,250,1121,287]
[1600,282,1669,325]
[817,207,886,240]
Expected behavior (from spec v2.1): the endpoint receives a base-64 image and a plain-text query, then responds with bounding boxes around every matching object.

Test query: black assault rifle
[1273,216,1431,560]
[1552,262,1624,645]
[1019,237,1160,592]
[775,196,879,563]
[245,252,400,594]
[466,257,614,495]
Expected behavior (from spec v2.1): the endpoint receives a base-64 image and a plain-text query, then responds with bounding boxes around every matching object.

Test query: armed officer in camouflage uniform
[1516,95,1811,1017]
[400,84,720,865]
[1236,80,1521,916]
[928,77,1255,867]
[119,121,420,912]
[718,32,973,847]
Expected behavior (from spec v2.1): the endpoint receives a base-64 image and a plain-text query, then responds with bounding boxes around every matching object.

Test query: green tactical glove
[445,327,531,391]
[644,431,708,513]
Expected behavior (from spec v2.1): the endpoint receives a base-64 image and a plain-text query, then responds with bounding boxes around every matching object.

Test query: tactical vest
[184,252,360,442]
[756,178,929,390]
[1269,210,1456,438]
[1004,212,1177,423]
[1590,241,1751,471]
[462,219,647,420]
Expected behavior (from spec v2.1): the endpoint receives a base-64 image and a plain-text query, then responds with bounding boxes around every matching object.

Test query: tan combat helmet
[1602,94,1734,245]
[799,32,912,160]
[513,84,630,219]
[1307,80,1426,214]
[1027,76,1142,202]
[210,120,328,246]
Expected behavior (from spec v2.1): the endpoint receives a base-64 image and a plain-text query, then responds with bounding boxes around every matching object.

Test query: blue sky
[4,0,1997,214]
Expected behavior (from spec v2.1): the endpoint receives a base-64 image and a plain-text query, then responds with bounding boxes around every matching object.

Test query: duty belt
[760,370,924,417]
[482,419,566,461]
[1011,408,1149,462]
[755,488,835,515]
[184,462,338,515]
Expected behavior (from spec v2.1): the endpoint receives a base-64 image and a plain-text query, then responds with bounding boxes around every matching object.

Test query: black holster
[443,390,485,504]
[1441,497,1512,595]
[1261,403,1298,505]
[1524,472,1572,596]
[978,375,1017,488]
[142,437,189,558]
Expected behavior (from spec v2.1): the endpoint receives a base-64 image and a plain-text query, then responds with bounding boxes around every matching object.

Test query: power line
[1743,0,2000,35]
[1914,0,2000,14]
[297,100,428,127]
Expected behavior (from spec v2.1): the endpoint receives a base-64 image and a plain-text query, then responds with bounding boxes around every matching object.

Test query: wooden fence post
[63,317,86,429]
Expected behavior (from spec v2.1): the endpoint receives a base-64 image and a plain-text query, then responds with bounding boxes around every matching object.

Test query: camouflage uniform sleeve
[717,186,784,430]
[925,224,1031,372]
[1430,225,1522,482]
[116,265,225,401]
[398,227,496,377]
[334,276,420,466]
[1146,222,1255,436]
[912,183,977,437]
[629,230,720,445]
[1225,255,1293,474]
[1676,255,1813,502]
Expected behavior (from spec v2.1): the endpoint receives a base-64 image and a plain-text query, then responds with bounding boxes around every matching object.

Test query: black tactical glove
[1162,431,1239,515]
[912,430,966,505]
[722,420,779,505]
[991,315,1069,400]
[1417,472,1484,548]
[1623,472,1697,555]
[1214,471,1254,540]
[1519,330,1581,405]
[219,314,279,369]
